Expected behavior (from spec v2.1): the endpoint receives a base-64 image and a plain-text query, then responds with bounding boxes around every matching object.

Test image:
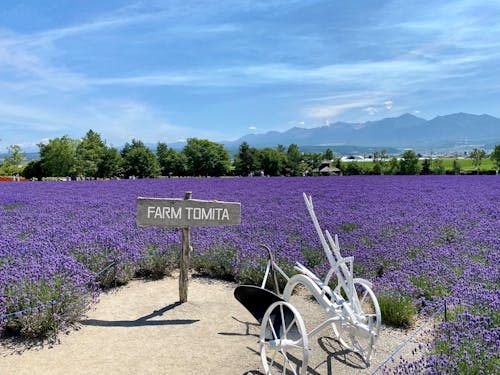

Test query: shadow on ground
[80,301,199,327]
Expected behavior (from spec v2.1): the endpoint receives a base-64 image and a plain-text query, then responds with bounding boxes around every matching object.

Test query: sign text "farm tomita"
[136,197,241,228]
[147,206,230,221]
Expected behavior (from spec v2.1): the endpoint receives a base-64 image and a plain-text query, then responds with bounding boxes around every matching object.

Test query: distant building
[314,160,341,176]
[340,155,368,162]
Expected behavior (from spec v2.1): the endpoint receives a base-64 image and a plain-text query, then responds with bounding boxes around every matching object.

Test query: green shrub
[70,248,134,289]
[378,293,416,328]
[135,245,178,280]
[3,276,94,338]
[237,259,268,286]
[300,247,325,269]
[237,257,297,293]
[192,246,237,281]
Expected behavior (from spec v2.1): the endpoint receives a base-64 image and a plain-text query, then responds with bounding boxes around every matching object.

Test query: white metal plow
[234,193,381,375]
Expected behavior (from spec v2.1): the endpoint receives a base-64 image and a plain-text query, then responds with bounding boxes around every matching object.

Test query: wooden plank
[136,197,241,228]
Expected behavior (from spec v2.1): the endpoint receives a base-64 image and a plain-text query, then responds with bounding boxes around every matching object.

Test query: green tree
[276,145,288,175]
[421,159,432,175]
[21,160,44,180]
[121,139,160,178]
[1,145,26,175]
[489,145,500,175]
[286,144,301,176]
[157,142,185,176]
[372,150,388,175]
[157,142,173,175]
[258,147,284,176]
[39,136,77,177]
[234,142,260,176]
[432,159,445,175]
[452,159,461,175]
[470,148,486,174]
[182,138,231,176]
[372,161,382,175]
[301,152,323,175]
[343,162,362,175]
[173,152,188,176]
[399,150,420,175]
[97,146,123,178]
[74,129,107,178]
[323,148,334,161]
[387,156,400,175]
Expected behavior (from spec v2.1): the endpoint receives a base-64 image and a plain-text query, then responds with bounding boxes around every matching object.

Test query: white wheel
[260,301,309,375]
[333,280,381,363]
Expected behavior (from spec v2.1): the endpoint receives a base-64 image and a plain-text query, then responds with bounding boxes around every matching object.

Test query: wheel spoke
[280,349,287,375]
[279,305,287,339]
[269,317,278,340]
[259,301,308,375]
[360,289,368,304]
[281,349,297,375]
[283,317,297,338]
[270,349,277,369]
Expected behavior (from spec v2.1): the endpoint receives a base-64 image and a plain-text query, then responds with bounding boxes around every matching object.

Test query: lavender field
[1,176,498,373]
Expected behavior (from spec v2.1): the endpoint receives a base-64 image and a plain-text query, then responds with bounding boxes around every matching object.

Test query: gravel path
[0,273,425,374]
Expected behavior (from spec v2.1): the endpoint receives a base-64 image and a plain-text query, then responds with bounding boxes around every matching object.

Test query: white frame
[257,193,381,372]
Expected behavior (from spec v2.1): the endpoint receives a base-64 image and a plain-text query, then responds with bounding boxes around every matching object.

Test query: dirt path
[0,273,423,374]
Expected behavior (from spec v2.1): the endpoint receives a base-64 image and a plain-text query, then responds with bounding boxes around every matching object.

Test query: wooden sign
[136,197,240,228]
[136,192,241,303]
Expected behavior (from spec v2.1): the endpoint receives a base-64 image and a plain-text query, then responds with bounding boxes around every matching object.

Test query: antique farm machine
[235,193,381,374]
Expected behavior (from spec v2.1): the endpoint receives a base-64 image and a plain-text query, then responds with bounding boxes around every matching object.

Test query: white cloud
[1,0,500,147]
[363,107,379,115]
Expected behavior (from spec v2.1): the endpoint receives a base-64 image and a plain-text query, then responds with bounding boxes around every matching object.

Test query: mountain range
[5,112,498,159]
[208,113,500,154]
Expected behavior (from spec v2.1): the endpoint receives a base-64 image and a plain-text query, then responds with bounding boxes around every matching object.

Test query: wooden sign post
[136,192,241,303]
[180,191,192,303]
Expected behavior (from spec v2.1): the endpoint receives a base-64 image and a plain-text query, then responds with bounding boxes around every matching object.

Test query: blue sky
[1,0,499,151]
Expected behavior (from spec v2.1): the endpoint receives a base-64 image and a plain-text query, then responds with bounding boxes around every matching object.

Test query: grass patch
[406,247,424,260]
[3,203,23,210]
[410,275,451,300]
[435,226,462,245]
[340,222,360,233]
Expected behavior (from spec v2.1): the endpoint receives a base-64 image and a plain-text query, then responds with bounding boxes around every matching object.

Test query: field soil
[0,272,424,374]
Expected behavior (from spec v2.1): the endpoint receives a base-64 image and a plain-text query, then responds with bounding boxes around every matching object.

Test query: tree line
[17,130,232,179]
[1,129,500,179]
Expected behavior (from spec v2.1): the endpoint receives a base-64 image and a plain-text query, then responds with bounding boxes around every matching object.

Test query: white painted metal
[260,301,309,375]
[255,193,381,372]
